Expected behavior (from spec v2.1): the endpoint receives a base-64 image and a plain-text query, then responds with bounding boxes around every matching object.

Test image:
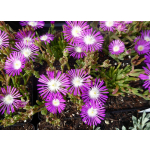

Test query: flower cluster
[37,69,108,126]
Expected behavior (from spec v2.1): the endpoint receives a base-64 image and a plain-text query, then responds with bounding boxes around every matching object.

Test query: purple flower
[109,40,125,55]
[12,42,39,61]
[115,22,127,32]
[4,52,26,76]
[134,39,149,55]
[75,28,104,52]
[124,21,133,24]
[66,43,87,59]
[134,36,141,43]
[144,53,150,64]
[82,78,109,104]
[50,21,55,24]
[141,30,150,43]
[63,21,89,44]
[39,33,54,44]
[37,71,70,99]
[20,21,45,29]
[100,21,116,32]
[67,69,91,95]
[0,86,27,114]
[139,63,150,89]
[0,30,9,48]
[45,93,66,114]
[80,100,105,126]
[15,30,35,46]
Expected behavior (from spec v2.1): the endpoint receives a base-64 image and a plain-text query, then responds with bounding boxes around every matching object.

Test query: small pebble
[24,120,26,122]
[105,120,109,125]
[111,121,113,123]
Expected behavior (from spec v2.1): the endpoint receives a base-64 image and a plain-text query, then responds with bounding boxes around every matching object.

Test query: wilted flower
[109,40,125,55]
[82,78,109,104]
[75,28,104,52]
[67,69,91,95]
[80,100,105,126]
[37,71,70,99]
[0,86,27,114]
[0,30,9,48]
[45,93,66,114]
[20,21,45,29]
[63,21,89,44]
[12,42,39,61]
[4,52,26,76]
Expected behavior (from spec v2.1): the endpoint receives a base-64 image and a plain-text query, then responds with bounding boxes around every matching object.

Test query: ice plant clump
[82,78,109,104]
[0,86,27,114]
[0,30,9,48]
[39,33,54,44]
[67,69,91,95]
[100,21,116,32]
[134,39,149,55]
[109,40,125,55]
[66,43,87,59]
[20,21,45,29]
[139,63,150,90]
[37,71,70,99]
[15,30,35,46]
[45,93,66,114]
[75,28,104,52]
[80,100,105,126]
[4,52,26,76]
[12,42,39,61]
[63,21,89,44]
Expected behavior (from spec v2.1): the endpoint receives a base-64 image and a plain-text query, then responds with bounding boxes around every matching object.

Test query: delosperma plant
[1,21,150,129]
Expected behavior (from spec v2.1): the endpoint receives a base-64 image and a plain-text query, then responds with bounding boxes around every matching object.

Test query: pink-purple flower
[66,43,87,59]
[115,22,127,32]
[139,63,150,90]
[109,40,125,55]
[134,39,149,55]
[80,100,105,126]
[144,53,150,64]
[100,21,116,32]
[12,42,39,61]
[20,21,45,29]
[0,30,9,48]
[37,71,70,99]
[82,78,109,104]
[63,21,89,44]
[15,30,35,46]
[4,52,26,76]
[0,86,27,114]
[45,93,66,114]
[67,69,91,95]
[75,28,104,52]
[39,33,54,44]
[141,30,150,44]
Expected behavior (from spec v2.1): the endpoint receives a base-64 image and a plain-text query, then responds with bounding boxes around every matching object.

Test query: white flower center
[28,21,37,27]
[87,107,97,117]
[89,87,100,99]
[113,45,120,52]
[13,60,22,69]
[48,79,61,92]
[144,36,150,42]
[71,26,82,37]
[105,21,114,27]
[3,94,14,105]
[0,38,3,45]
[23,37,32,44]
[22,48,32,58]
[41,35,47,41]
[138,45,144,51]
[75,47,82,53]
[52,99,60,107]
[84,35,95,45]
[72,77,83,87]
